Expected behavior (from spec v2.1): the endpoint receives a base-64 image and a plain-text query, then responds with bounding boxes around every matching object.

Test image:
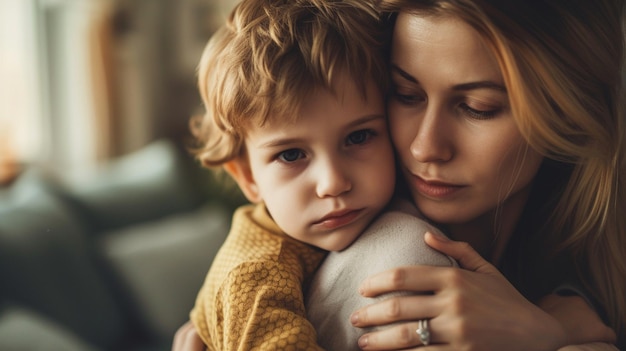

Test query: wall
[3,0,239,179]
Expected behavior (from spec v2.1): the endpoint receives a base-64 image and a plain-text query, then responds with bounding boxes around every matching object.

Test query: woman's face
[388,13,544,228]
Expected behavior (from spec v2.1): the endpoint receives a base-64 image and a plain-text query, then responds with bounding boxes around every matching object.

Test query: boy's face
[238,75,396,251]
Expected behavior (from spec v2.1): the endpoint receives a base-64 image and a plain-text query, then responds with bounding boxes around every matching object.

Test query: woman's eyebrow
[391,64,417,83]
[453,81,507,93]
[391,64,507,93]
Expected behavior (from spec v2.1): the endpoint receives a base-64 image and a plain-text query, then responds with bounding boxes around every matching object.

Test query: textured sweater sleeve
[210,260,324,351]
[190,203,326,350]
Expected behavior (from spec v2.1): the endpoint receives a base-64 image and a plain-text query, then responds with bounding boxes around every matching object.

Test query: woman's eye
[277,149,304,163]
[390,85,424,105]
[393,93,419,105]
[461,103,501,120]
[347,129,375,145]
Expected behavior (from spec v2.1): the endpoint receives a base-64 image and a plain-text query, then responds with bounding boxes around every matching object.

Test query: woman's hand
[172,321,204,351]
[349,232,568,351]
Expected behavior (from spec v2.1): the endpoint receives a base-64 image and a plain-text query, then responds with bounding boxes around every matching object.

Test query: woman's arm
[350,233,615,351]
[539,294,616,346]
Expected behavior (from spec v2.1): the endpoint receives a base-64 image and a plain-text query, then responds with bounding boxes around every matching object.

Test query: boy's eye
[347,129,374,145]
[277,149,304,163]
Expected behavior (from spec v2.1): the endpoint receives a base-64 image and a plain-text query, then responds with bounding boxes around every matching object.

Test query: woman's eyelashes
[459,103,502,120]
[390,86,425,106]
[391,84,503,120]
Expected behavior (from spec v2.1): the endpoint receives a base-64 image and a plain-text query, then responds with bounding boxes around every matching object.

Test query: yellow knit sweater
[190,203,327,351]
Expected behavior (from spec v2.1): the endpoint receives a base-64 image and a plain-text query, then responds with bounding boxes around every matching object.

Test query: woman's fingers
[358,264,450,297]
[353,234,542,350]
[356,317,457,351]
[351,233,573,350]
[424,232,497,275]
[351,294,436,327]
[356,320,429,350]
[358,232,494,299]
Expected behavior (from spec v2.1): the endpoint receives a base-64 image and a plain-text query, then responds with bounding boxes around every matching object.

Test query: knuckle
[397,324,414,344]
[449,293,468,314]
[444,268,464,286]
[384,298,402,320]
[389,267,407,288]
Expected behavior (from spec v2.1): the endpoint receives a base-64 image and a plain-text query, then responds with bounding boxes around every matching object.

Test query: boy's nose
[315,161,352,198]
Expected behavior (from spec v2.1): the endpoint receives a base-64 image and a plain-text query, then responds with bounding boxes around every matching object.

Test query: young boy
[188,0,457,350]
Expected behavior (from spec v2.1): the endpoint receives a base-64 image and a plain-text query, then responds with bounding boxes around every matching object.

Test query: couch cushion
[98,204,231,343]
[62,139,207,232]
[0,304,100,351]
[0,169,127,348]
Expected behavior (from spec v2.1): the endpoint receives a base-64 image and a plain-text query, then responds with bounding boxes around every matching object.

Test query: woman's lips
[315,209,362,230]
[413,175,464,198]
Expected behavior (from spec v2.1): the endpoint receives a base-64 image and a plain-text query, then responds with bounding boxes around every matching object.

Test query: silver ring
[416,319,431,346]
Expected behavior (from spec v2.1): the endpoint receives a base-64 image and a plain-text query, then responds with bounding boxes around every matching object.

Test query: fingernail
[358,334,369,348]
[359,277,371,296]
[350,312,359,325]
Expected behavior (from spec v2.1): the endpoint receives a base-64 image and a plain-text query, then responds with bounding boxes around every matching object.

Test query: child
[188,0,456,350]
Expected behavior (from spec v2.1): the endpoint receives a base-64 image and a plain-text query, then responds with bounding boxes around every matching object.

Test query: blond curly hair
[190,0,388,166]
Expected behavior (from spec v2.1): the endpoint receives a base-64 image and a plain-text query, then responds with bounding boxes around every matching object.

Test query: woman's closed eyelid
[459,98,507,120]
[390,82,425,103]
[391,91,425,105]
[460,104,501,120]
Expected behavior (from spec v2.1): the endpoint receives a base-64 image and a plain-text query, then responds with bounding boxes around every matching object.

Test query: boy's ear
[223,158,262,203]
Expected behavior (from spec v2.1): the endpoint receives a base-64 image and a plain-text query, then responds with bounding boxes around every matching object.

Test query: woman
[174,0,625,349]
[347,0,625,349]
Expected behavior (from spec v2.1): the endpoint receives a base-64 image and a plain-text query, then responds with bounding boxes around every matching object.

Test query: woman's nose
[410,108,453,163]
[315,159,352,198]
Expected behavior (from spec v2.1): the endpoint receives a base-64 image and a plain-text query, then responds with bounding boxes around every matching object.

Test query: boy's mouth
[314,209,363,229]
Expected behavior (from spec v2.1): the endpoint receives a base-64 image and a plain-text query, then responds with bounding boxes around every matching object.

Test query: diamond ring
[416,319,431,346]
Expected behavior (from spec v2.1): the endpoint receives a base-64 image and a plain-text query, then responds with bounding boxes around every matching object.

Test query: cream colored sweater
[306,199,457,351]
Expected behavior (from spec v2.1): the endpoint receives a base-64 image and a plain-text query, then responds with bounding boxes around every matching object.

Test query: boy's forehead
[245,71,379,135]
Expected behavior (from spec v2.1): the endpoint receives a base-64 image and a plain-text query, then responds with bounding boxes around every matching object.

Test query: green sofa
[0,139,246,351]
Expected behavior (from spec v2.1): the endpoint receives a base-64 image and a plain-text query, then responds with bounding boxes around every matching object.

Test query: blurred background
[1,1,625,351]
[1,1,248,350]
[0,0,237,181]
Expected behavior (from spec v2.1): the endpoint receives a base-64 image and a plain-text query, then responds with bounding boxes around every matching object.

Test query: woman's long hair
[380,0,626,345]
